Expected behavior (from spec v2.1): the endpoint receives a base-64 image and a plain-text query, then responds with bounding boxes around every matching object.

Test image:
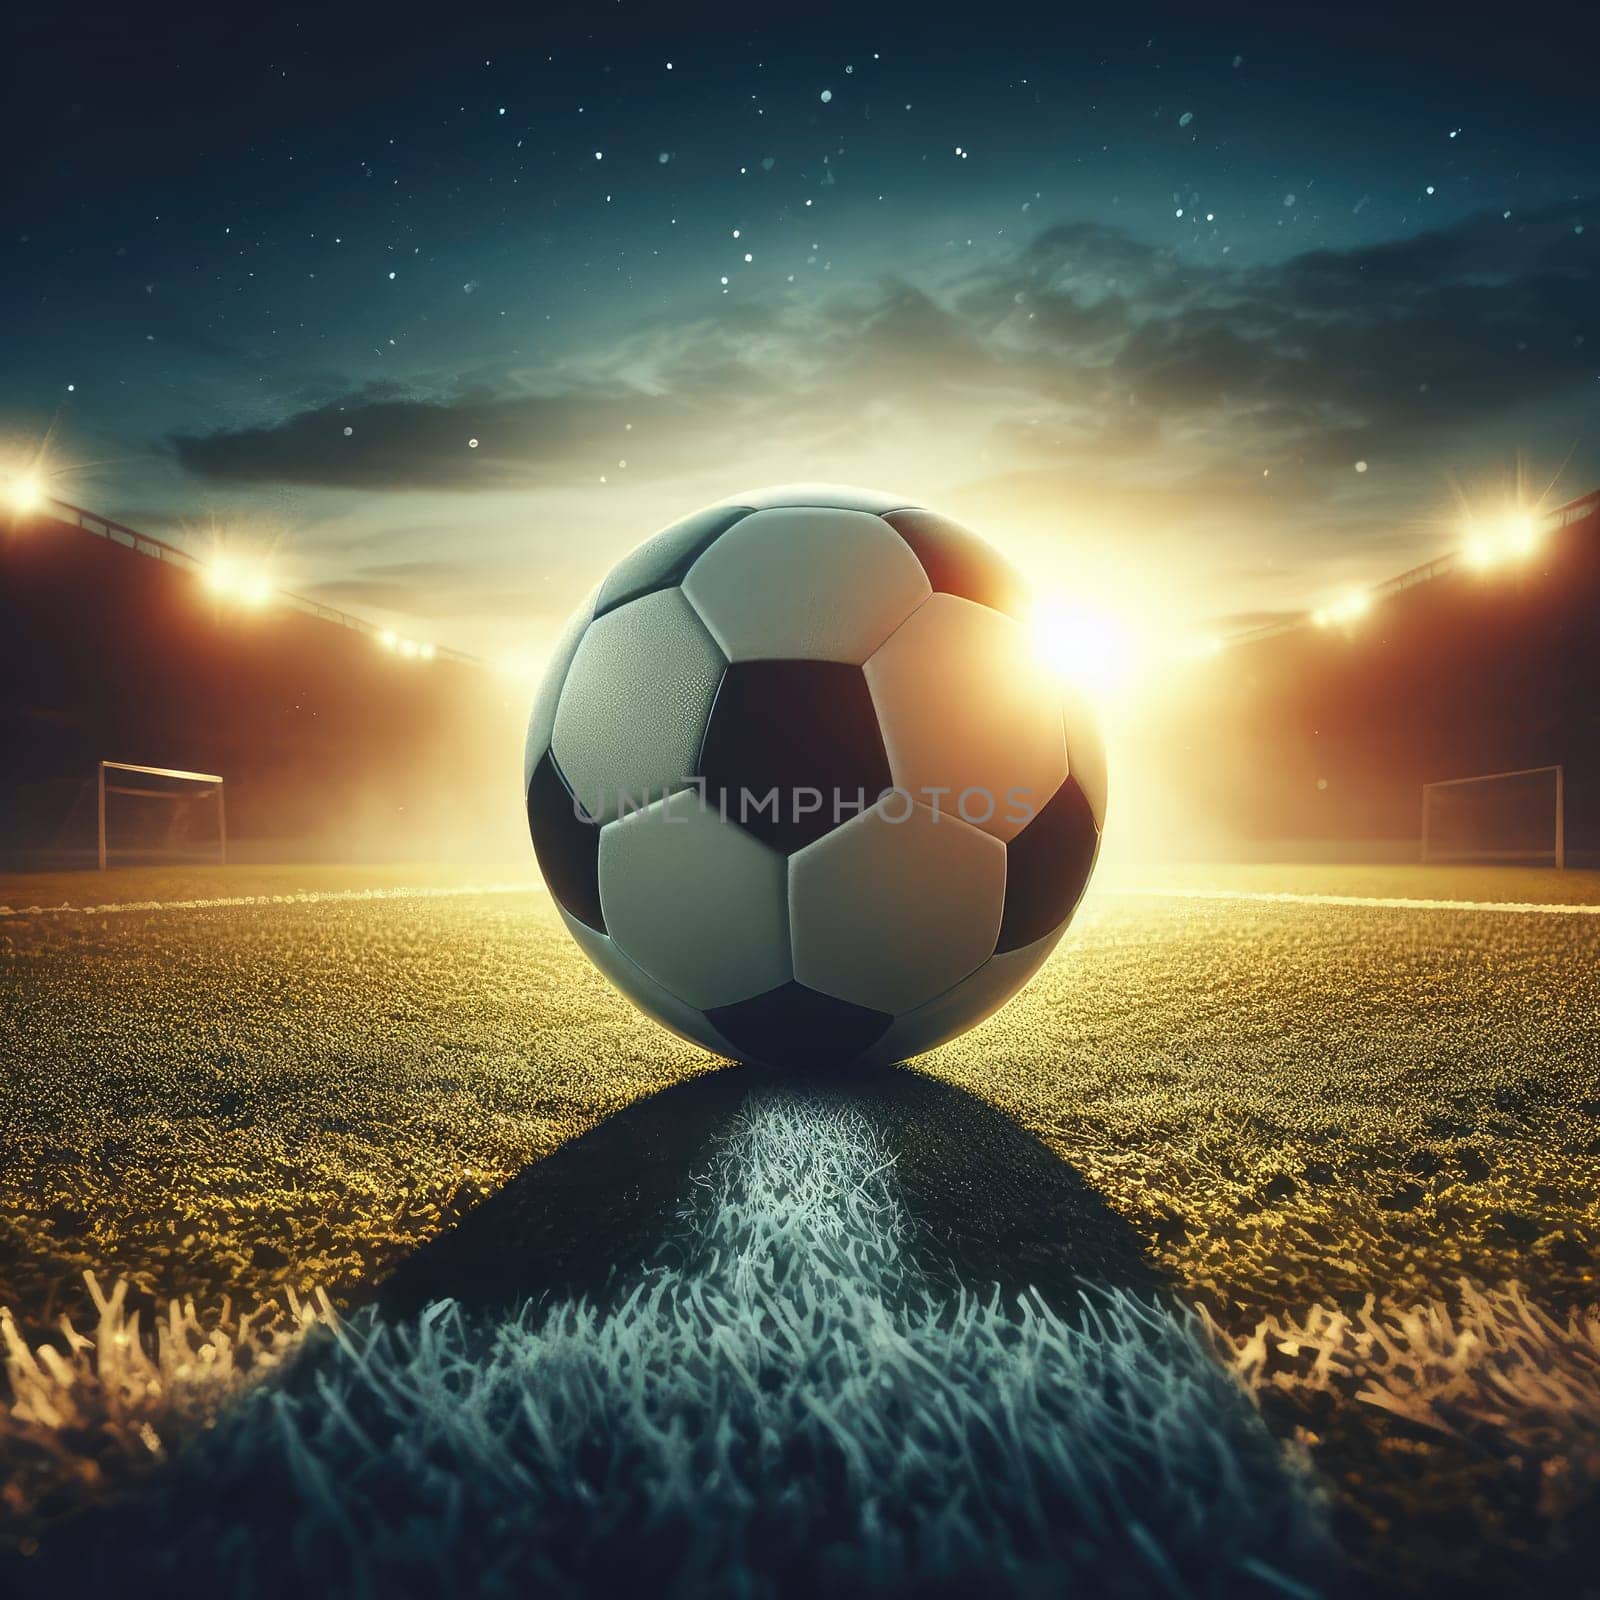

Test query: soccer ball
[525,484,1105,1068]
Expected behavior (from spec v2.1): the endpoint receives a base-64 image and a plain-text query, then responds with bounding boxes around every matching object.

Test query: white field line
[1104,886,1600,916]
[0,881,544,919]
[4,879,1596,921]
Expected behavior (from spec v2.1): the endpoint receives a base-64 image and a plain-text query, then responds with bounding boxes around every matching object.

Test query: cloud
[165,201,1599,625]
[184,202,1597,484]
[306,558,551,621]
[171,388,664,490]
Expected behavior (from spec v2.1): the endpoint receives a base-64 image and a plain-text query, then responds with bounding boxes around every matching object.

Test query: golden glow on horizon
[496,650,542,683]
[980,504,1251,719]
[1031,601,1141,707]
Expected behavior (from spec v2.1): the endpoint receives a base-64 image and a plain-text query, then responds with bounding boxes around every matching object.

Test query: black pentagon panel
[996,775,1100,954]
[594,505,756,618]
[697,660,893,853]
[527,749,605,933]
[881,509,1032,622]
[706,982,893,1069]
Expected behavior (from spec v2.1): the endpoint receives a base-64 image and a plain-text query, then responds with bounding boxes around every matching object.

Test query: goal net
[1420,765,1565,868]
[97,761,227,869]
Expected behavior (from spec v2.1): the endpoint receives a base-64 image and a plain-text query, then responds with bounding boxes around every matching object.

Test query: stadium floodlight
[1503,511,1539,557]
[1314,589,1371,628]
[7,472,44,513]
[206,554,273,605]
[377,629,432,659]
[1461,509,1540,571]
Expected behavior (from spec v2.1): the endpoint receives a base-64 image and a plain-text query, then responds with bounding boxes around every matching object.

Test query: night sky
[8,2,1599,666]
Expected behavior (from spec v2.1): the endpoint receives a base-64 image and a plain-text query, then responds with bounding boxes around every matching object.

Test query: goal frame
[97,761,227,870]
[1420,763,1564,870]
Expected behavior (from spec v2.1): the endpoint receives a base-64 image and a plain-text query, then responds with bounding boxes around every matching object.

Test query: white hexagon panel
[859,925,1068,1067]
[551,586,725,823]
[598,789,791,1011]
[863,593,1067,844]
[788,798,1005,1016]
[558,908,738,1058]
[683,506,930,664]
[524,584,598,790]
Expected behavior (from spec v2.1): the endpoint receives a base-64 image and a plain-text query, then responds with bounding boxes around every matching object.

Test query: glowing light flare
[6,473,44,514]
[205,555,274,606]
[1030,601,1141,706]
[1503,511,1539,557]
[1460,509,1541,572]
[377,627,437,660]
[495,651,542,683]
[1314,589,1372,628]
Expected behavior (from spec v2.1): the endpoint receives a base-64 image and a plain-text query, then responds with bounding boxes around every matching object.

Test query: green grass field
[2,863,1598,1595]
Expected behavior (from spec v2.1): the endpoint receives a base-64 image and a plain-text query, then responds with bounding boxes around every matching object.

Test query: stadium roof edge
[24,497,484,668]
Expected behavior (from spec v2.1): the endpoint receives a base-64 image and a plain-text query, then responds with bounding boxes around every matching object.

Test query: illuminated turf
[1,863,1597,1593]
[10,1090,1331,1596]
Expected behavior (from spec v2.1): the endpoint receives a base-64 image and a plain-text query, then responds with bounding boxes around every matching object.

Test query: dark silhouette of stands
[8,490,1598,869]
[1152,493,1600,863]
[1,508,525,866]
